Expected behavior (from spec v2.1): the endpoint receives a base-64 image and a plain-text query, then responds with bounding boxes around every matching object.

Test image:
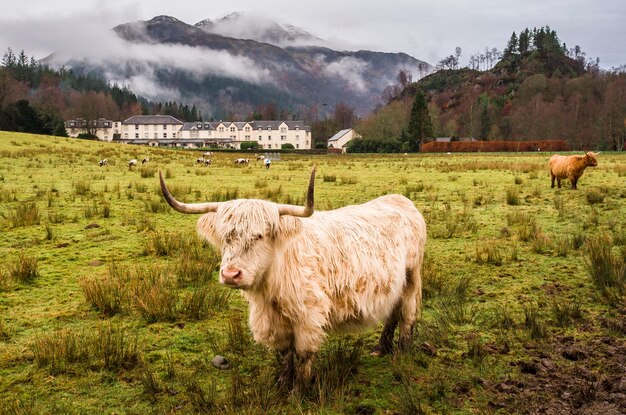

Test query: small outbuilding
[327,129,362,154]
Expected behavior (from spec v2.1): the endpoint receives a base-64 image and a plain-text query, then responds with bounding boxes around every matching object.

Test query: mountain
[44,14,431,118]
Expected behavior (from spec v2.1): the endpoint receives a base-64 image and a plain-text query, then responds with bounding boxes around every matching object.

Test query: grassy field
[0,131,624,415]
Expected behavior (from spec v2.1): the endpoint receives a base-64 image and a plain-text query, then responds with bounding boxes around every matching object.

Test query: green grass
[0,131,625,414]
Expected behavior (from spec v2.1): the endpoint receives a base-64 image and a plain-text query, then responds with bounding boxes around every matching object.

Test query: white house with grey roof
[65,115,312,149]
[327,128,361,153]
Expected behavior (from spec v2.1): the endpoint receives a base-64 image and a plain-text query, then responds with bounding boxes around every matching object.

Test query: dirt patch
[489,322,626,414]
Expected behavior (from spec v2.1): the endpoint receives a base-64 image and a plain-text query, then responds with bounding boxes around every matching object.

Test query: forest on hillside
[356,27,626,151]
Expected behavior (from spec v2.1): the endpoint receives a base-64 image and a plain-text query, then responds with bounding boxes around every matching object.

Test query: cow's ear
[276,215,302,240]
[197,212,219,247]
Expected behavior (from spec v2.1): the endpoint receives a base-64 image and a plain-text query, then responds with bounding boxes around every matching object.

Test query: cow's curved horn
[159,170,220,214]
[277,166,316,217]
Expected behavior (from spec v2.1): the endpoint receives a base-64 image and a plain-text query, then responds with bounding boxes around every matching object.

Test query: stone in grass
[211,355,230,370]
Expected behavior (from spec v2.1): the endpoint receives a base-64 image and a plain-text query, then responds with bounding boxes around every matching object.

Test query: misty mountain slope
[194,11,323,47]
[53,15,432,118]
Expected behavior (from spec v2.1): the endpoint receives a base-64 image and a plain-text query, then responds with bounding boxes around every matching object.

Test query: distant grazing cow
[204,159,212,166]
[196,157,205,164]
[99,159,108,167]
[159,167,427,389]
[142,157,150,164]
[203,151,213,157]
[256,155,265,161]
[549,152,599,190]
[264,158,271,169]
[128,159,138,167]
[234,158,249,164]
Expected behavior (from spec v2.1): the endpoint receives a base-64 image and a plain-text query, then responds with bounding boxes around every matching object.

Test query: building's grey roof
[182,122,217,131]
[65,118,113,128]
[328,129,352,142]
[435,137,452,142]
[123,115,183,125]
[249,120,310,132]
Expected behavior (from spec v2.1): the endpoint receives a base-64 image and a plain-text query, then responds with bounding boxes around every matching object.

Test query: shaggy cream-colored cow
[159,167,426,388]
[549,152,598,189]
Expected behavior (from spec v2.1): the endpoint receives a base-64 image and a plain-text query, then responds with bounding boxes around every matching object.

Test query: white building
[65,116,312,149]
[327,129,362,153]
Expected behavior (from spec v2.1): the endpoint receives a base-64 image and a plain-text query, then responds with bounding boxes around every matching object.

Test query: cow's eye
[255,234,264,241]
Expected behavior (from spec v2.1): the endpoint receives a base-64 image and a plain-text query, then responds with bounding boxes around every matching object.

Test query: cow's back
[301,194,426,329]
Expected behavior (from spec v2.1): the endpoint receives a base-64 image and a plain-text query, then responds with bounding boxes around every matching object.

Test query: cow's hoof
[370,345,391,357]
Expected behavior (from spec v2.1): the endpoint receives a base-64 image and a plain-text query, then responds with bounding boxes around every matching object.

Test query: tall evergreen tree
[405,88,432,152]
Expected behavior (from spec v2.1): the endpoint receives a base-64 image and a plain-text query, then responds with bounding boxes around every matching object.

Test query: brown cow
[549,152,598,189]
[159,167,426,389]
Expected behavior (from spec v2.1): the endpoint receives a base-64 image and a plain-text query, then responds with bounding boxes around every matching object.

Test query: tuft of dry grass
[131,266,178,323]
[4,202,40,227]
[80,264,129,316]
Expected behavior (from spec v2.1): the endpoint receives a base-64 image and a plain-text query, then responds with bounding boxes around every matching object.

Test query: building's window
[135,133,139,139]
[295,126,300,131]
[205,122,210,128]
[69,121,75,127]
[163,124,168,130]
[208,131,212,137]
[245,135,250,140]
[218,127,224,132]
[306,141,309,145]
[230,127,235,132]
[280,127,286,133]
[296,144,300,149]
[245,127,250,132]
[197,122,202,128]
[124,133,128,139]
[135,125,139,130]
[296,135,300,140]
[258,127,262,131]
[267,126,272,131]
[154,133,158,139]
[164,133,167,139]
[144,133,149,139]
[268,144,272,149]
[124,125,128,131]
[281,135,287,141]
[259,135,262,141]
[268,136,272,141]
[230,135,236,139]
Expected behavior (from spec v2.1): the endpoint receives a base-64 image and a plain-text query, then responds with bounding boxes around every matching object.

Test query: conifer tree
[405,88,432,152]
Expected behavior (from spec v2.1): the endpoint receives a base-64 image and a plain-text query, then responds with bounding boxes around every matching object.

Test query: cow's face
[159,167,315,290]
[585,152,598,167]
[198,200,279,289]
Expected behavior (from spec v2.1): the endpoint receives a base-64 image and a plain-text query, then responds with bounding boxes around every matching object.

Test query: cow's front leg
[294,351,317,390]
[277,348,295,391]
[292,324,324,390]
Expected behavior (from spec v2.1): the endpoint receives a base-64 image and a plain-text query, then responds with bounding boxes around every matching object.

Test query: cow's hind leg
[398,266,423,352]
[371,303,401,356]
[551,172,556,188]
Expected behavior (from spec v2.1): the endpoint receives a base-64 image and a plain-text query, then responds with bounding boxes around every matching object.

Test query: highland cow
[159,167,427,389]
[549,152,598,190]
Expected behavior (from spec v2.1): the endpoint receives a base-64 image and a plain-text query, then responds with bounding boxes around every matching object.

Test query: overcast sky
[1,0,624,68]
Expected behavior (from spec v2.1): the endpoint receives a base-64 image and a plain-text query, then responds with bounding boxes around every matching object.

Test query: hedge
[421,140,569,153]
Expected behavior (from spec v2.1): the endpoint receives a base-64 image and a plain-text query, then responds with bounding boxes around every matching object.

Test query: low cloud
[0,8,277,102]
[318,55,370,92]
